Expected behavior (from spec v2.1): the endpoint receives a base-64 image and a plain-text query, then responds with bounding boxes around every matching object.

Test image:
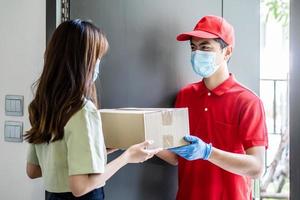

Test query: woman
[25,19,161,200]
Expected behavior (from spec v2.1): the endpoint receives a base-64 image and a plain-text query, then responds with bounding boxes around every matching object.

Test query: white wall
[0,0,45,199]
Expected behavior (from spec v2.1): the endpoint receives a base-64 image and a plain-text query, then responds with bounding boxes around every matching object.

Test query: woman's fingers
[126,140,164,163]
[137,140,154,149]
[141,147,163,162]
[145,148,163,155]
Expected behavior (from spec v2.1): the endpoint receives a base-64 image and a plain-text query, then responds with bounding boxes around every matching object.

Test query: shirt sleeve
[27,144,39,165]
[64,106,106,176]
[238,97,269,150]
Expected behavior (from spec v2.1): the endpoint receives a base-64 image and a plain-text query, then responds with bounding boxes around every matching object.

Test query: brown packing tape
[163,135,174,148]
[161,110,173,125]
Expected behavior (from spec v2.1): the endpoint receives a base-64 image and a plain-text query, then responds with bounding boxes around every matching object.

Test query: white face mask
[93,58,101,82]
[191,50,220,78]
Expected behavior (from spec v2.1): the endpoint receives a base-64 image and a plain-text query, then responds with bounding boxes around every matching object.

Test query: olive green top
[27,100,107,192]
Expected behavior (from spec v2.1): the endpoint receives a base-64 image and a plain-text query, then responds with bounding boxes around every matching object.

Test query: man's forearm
[208,146,265,178]
[156,150,178,166]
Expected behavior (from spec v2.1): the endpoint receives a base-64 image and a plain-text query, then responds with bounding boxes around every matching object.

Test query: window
[259,0,289,199]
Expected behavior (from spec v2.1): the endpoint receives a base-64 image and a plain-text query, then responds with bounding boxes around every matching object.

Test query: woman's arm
[69,151,128,197]
[26,163,42,179]
[69,141,162,197]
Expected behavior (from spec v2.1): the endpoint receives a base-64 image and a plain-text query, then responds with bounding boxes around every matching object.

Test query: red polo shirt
[175,74,268,200]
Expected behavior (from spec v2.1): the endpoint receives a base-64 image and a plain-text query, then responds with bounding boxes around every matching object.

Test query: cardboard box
[99,108,189,149]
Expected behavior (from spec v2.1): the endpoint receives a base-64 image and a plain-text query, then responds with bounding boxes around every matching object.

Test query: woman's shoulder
[64,99,99,131]
[83,99,98,112]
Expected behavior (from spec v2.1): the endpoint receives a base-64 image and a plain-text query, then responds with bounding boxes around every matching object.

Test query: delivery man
[156,15,268,200]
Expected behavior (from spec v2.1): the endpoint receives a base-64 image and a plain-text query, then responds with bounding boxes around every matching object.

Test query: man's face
[190,37,232,64]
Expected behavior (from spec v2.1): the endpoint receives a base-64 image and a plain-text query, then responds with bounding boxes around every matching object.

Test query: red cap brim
[176,30,219,41]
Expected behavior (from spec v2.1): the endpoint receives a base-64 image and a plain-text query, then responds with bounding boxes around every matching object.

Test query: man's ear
[224,45,233,61]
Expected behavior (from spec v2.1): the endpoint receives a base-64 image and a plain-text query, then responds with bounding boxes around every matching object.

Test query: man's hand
[169,135,212,160]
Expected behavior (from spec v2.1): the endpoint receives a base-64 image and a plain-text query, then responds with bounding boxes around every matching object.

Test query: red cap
[176,15,235,47]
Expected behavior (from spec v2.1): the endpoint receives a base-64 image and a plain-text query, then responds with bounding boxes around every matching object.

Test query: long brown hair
[25,19,109,144]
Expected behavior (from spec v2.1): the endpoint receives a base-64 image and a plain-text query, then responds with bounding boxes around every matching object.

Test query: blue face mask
[93,58,101,82]
[191,50,220,78]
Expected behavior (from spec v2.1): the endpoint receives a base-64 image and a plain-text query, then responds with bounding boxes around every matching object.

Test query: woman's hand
[124,141,163,163]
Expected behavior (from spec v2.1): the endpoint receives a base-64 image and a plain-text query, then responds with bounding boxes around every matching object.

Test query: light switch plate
[5,95,24,116]
[4,121,23,143]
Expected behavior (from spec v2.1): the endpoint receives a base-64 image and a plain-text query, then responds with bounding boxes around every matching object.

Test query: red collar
[197,74,236,96]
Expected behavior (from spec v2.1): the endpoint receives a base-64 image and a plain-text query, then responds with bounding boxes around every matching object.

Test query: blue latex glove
[169,135,212,160]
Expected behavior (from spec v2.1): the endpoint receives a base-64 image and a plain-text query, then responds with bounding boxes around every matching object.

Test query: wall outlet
[5,95,24,116]
[4,121,23,143]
